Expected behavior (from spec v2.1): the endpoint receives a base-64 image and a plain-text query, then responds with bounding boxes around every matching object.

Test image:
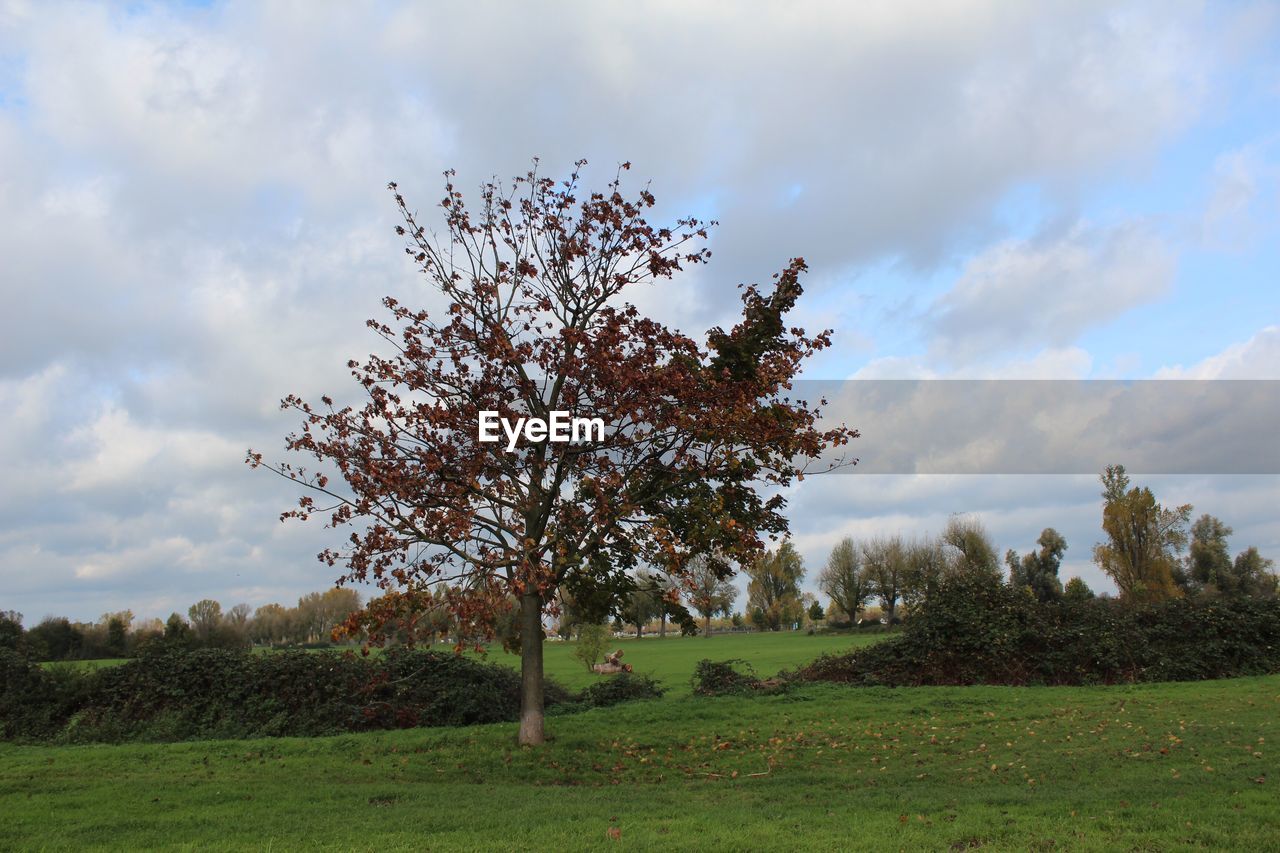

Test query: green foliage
[25,617,83,661]
[573,673,665,709]
[1062,576,1095,602]
[690,658,788,696]
[798,573,1280,687]
[0,646,579,743]
[1006,527,1067,602]
[572,624,611,672]
[0,611,23,653]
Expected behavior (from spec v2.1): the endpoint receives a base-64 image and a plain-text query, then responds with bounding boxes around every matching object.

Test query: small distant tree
[187,599,223,644]
[744,540,805,631]
[164,613,191,644]
[1230,547,1278,599]
[106,616,128,656]
[1006,528,1067,602]
[685,553,739,637]
[621,578,661,639]
[900,535,949,612]
[862,536,906,622]
[249,603,291,647]
[573,623,611,672]
[807,599,824,621]
[0,610,24,652]
[27,617,83,661]
[818,537,872,623]
[941,515,1002,582]
[1092,465,1191,603]
[1062,576,1095,602]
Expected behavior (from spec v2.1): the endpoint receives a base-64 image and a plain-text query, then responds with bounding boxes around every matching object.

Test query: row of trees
[1094,465,1276,602]
[0,588,362,661]
[579,464,1278,636]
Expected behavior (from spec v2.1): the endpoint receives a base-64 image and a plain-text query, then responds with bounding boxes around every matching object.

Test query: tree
[807,599,824,621]
[1092,464,1191,603]
[940,515,1001,582]
[1183,515,1277,599]
[1184,514,1232,594]
[620,575,661,639]
[684,553,738,637]
[105,615,128,656]
[27,617,82,661]
[164,613,191,644]
[744,540,806,631]
[818,537,872,622]
[250,603,291,647]
[1231,547,1278,598]
[187,599,223,643]
[862,536,906,622]
[900,535,949,612]
[0,611,24,653]
[572,623,611,671]
[251,162,853,744]
[1063,576,1095,602]
[1006,528,1067,602]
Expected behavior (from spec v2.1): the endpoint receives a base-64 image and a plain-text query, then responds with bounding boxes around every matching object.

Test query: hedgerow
[797,576,1280,687]
[0,645,603,743]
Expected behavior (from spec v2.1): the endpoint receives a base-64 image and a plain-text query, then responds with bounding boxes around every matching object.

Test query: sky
[1,0,1278,624]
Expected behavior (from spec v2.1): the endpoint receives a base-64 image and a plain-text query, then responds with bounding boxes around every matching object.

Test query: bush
[691,659,788,696]
[572,623,611,672]
[797,575,1280,687]
[577,673,665,708]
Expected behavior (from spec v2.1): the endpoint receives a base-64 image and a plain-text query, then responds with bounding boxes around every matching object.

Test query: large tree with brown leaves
[249,161,854,744]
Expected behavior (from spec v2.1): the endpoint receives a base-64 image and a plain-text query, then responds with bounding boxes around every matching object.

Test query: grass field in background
[39,630,885,697]
[3,670,1278,850]
[487,629,884,695]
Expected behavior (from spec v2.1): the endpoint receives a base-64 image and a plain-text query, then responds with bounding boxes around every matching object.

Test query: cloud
[1155,325,1280,379]
[1199,138,1280,251]
[926,222,1176,364]
[0,1,1271,622]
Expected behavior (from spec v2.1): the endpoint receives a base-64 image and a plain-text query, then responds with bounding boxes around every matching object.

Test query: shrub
[797,575,1280,687]
[572,623,611,672]
[691,658,787,696]
[577,673,665,708]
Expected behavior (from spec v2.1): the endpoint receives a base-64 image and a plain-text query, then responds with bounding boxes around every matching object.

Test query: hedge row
[0,645,661,743]
[797,577,1280,687]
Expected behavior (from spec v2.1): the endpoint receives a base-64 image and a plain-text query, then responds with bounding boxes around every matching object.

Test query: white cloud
[927,222,1176,364]
[1155,325,1280,379]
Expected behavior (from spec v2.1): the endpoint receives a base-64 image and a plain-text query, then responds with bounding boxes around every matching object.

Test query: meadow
[5,631,1279,850]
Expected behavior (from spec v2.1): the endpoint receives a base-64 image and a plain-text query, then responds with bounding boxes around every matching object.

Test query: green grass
[490,629,884,696]
[4,633,1279,850]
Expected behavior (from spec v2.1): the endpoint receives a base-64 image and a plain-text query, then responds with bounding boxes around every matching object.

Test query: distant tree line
[0,588,363,662]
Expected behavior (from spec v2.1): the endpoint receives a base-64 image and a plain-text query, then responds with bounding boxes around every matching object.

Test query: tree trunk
[517,592,545,746]
[659,612,667,638]
[704,613,712,637]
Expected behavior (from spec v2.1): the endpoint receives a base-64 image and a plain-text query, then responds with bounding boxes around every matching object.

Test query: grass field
[8,633,1279,850]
